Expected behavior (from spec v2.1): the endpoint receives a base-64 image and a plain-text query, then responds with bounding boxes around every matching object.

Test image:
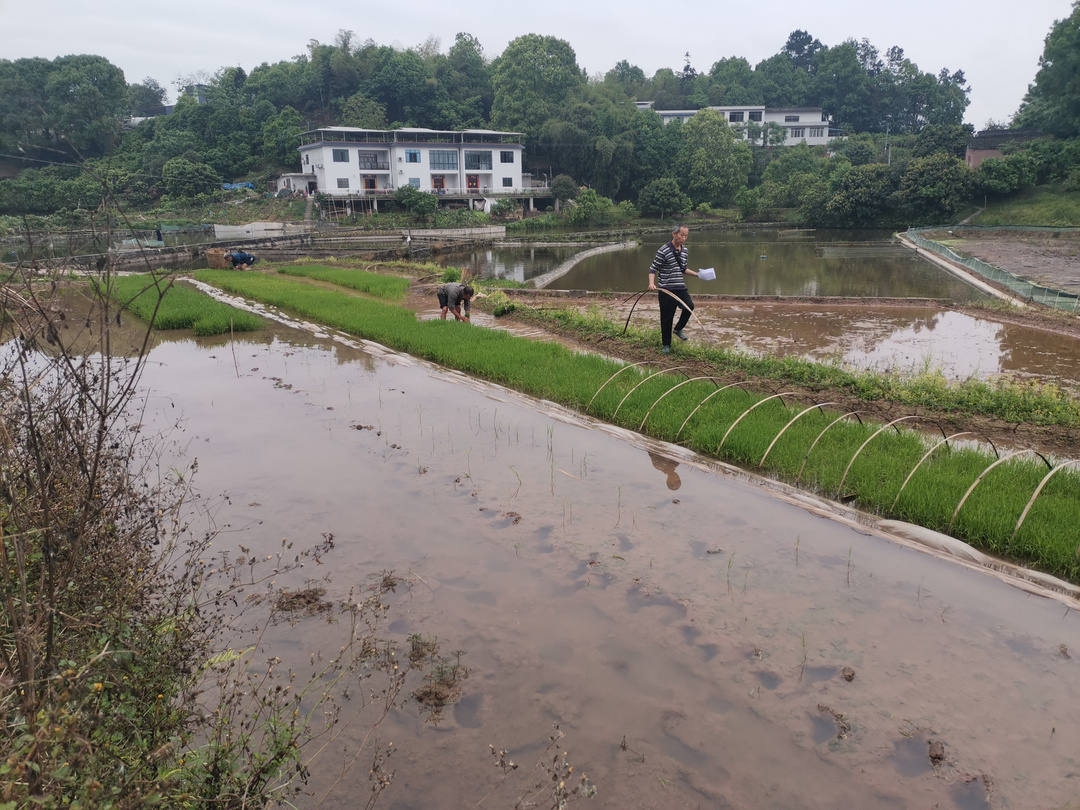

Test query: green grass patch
[193,271,1080,583]
[972,185,1080,227]
[104,274,264,335]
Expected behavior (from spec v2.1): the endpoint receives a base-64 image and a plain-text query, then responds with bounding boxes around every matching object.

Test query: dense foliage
[1,19,1077,229]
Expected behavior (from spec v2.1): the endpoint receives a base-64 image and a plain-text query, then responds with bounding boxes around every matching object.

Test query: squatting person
[648,224,699,354]
[437,282,474,323]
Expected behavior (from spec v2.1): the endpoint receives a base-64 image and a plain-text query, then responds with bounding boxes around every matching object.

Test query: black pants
[658,288,694,347]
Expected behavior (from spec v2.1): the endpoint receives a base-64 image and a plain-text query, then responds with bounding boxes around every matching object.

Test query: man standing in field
[648,224,699,354]
[437,282,474,322]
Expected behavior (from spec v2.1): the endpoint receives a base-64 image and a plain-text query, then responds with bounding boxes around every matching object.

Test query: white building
[647,105,831,147]
[296,127,525,198]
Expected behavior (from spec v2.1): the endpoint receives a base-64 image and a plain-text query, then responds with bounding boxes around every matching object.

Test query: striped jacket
[649,242,688,290]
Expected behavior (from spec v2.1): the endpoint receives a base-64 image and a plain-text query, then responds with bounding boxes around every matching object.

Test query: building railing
[906,225,1080,312]
[322,186,552,198]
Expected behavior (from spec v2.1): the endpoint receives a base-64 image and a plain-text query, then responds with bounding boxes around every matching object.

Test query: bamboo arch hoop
[673,382,752,442]
[638,377,727,432]
[759,402,842,468]
[948,448,1052,534]
[1011,459,1080,542]
[719,393,794,452]
[621,288,716,345]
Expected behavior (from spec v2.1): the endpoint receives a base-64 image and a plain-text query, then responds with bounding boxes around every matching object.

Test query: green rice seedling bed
[275,266,411,300]
[105,275,264,336]
[194,270,1080,584]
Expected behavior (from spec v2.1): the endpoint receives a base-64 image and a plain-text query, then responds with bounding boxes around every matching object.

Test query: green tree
[1015,1,1080,137]
[912,123,972,158]
[395,184,438,220]
[604,60,646,97]
[445,33,493,121]
[261,106,303,168]
[629,112,685,197]
[813,41,875,133]
[815,163,897,227]
[491,34,584,136]
[340,92,388,128]
[680,108,752,206]
[564,187,616,225]
[45,55,127,156]
[126,78,166,116]
[782,30,825,75]
[637,177,691,218]
[833,132,880,165]
[975,154,1038,197]
[761,142,825,185]
[751,53,810,107]
[896,153,972,223]
[368,48,437,125]
[161,156,221,198]
[707,57,758,105]
[550,174,579,202]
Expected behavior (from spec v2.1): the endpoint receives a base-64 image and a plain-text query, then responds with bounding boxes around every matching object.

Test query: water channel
[119,299,1080,809]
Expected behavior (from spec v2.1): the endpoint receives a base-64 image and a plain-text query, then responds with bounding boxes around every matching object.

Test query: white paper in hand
[698,267,716,281]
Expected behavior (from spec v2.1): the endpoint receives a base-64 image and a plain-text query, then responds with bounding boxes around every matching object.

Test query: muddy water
[438,243,583,283]
[135,324,1080,810]
[554,230,990,301]
[676,302,1080,393]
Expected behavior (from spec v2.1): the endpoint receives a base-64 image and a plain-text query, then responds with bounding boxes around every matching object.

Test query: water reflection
[439,244,582,283]
[551,229,989,301]
[648,451,682,490]
[684,304,1080,392]
[128,330,1080,809]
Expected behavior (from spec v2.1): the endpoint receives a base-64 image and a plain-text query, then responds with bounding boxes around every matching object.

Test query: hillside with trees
[1,9,1078,231]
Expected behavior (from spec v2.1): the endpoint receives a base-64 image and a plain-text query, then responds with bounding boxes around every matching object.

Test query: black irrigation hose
[621,288,715,344]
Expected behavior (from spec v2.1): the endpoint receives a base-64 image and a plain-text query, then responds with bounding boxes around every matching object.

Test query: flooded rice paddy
[133,313,1080,809]
[548,230,989,301]
[630,301,1080,394]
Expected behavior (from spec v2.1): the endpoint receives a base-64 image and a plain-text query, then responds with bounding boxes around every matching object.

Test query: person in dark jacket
[226,251,257,269]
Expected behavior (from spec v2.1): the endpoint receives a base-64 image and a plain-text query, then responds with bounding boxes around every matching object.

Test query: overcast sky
[0,0,1070,129]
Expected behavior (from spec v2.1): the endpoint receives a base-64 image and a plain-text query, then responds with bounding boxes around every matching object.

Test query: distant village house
[637,102,832,146]
[296,127,526,210]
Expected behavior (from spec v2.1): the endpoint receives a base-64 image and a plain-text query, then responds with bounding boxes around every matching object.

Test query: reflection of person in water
[648,451,682,491]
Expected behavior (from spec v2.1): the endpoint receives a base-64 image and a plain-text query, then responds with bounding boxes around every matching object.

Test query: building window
[304,154,310,164]
[749,111,762,122]
[430,150,458,170]
[809,127,824,138]
[502,177,513,187]
[332,149,349,163]
[785,115,800,123]
[357,152,380,169]
[408,178,420,188]
[790,128,805,138]
[405,150,421,163]
[728,111,744,123]
[500,150,514,163]
[464,150,492,170]
[336,178,350,188]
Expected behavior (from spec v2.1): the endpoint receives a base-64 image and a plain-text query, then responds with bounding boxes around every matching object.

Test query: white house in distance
[636,103,831,146]
[296,127,525,201]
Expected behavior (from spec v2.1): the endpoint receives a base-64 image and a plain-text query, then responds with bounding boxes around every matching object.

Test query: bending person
[437,282,474,323]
